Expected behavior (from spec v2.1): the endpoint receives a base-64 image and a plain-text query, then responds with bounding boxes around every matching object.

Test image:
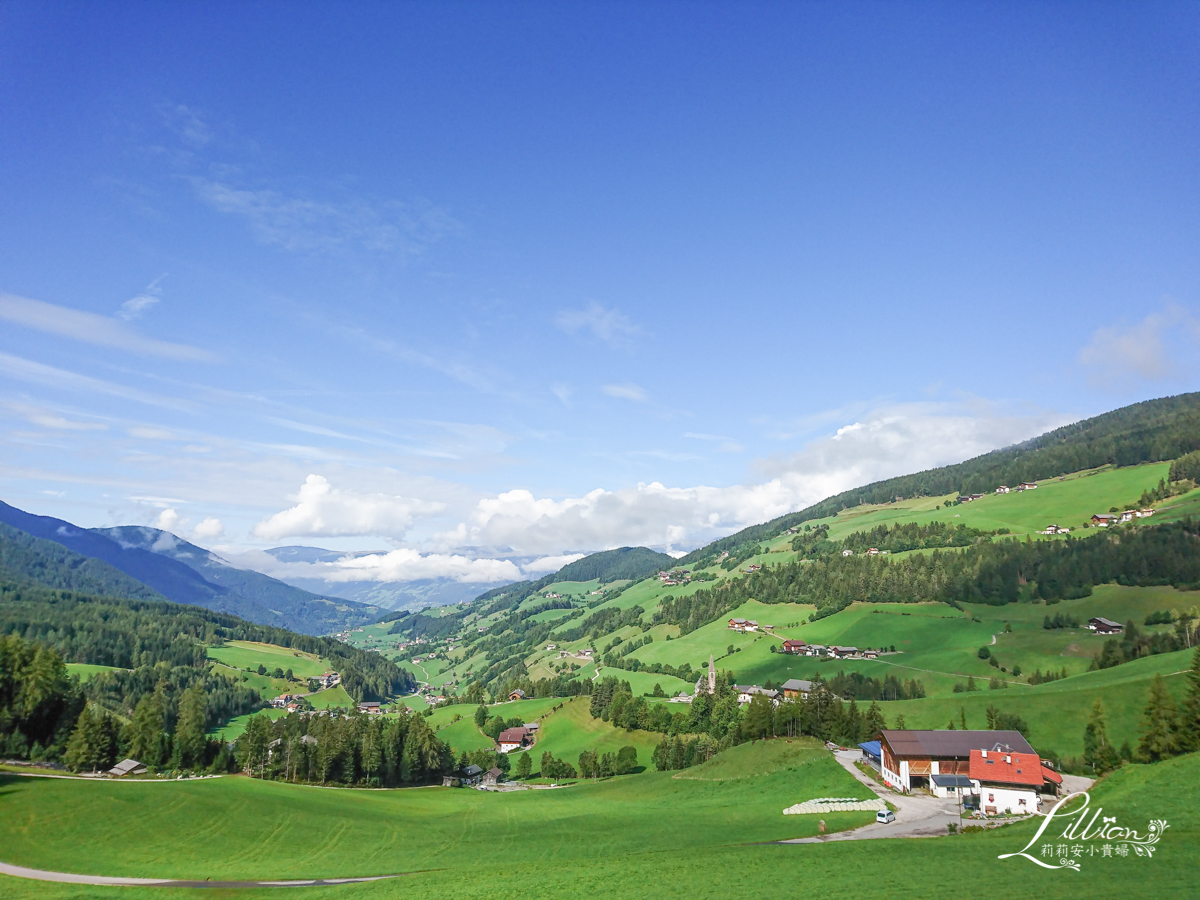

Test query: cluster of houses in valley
[1091,508,1154,527]
[727,617,775,633]
[778,637,879,660]
[859,729,1063,816]
[657,568,692,585]
[443,763,505,788]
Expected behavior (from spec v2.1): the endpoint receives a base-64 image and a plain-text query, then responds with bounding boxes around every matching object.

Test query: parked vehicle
[876,809,896,824]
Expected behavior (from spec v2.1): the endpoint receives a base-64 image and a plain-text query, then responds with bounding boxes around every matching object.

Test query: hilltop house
[996,486,1011,494]
[781,640,807,655]
[781,678,814,700]
[498,727,532,752]
[1018,482,1038,491]
[1088,617,1124,634]
[969,749,1062,814]
[878,729,1036,794]
[508,689,527,701]
[728,618,760,632]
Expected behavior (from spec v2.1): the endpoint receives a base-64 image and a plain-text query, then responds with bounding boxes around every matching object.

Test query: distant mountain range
[0,501,384,635]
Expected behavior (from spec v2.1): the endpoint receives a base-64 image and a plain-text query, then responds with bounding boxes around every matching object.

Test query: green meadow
[207,640,330,678]
[0,748,1194,899]
[65,662,125,682]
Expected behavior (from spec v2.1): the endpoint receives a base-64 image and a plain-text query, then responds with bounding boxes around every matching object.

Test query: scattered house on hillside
[805,644,827,657]
[523,722,540,732]
[728,618,760,632]
[957,493,984,503]
[1088,617,1124,634]
[482,767,503,787]
[781,640,807,655]
[858,740,882,771]
[460,764,484,786]
[1040,524,1070,535]
[508,689,527,701]
[1018,482,1038,491]
[546,644,557,651]
[863,649,879,659]
[270,694,293,708]
[827,645,859,659]
[734,685,780,705]
[1119,510,1135,523]
[842,549,853,557]
[1091,513,1118,527]
[107,758,147,778]
[669,691,693,703]
[745,564,762,574]
[878,729,1036,794]
[314,672,340,689]
[995,486,1011,494]
[781,678,814,700]
[1137,508,1156,518]
[286,702,300,713]
[498,727,532,752]
[969,748,1062,814]
[358,701,382,714]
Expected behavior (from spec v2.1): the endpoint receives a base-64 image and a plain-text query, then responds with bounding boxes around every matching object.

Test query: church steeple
[708,654,716,692]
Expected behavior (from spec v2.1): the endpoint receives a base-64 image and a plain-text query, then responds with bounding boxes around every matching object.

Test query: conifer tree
[1083,699,1119,774]
[1176,647,1200,753]
[1137,674,1179,763]
[174,683,208,769]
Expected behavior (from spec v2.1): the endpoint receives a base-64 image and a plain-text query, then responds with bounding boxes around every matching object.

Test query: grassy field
[65,663,125,682]
[526,696,665,768]
[206,641,330,679]
[0,747,1193,899]
[208,707,287,741]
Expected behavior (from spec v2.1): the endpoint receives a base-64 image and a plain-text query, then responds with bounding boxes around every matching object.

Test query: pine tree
[863,701,886,738]
[516,751,532,778]
[1176,647,1200,753]
[174,684,208,769]
[1137,674,1180,763]
[1083,699,1119,774]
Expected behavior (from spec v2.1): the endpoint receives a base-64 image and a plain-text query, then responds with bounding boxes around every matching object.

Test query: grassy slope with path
[206,641,330,679]
[0,749,1193,899]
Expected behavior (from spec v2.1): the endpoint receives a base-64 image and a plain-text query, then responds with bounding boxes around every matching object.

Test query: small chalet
[498,726,532,752]
[523,722,540,732]
[957,494,984,503]
[358,701,382,714]
[1088,617,1124,634]
[878,729,1036,793]
[781,678,814,700]
[841,549,853,557]
[107,758,147,778]
[995,486,1011,494]
[866,548,881,556]
[482,767,503,787]
[1091,513,1118,527]
[828,645,858,659]
[781,639,807,655]
[1040,524,1070,535]
[969,749,1062,815]
[461,764,484,786]
[1119,511,1135,523]
[1018,482,1038,491]
[805,644,827,657]
[863,649,879,659]
[734,685,780,705]
[1136,508,1155,518]
[508,689,527,701]
[727,618,759,632]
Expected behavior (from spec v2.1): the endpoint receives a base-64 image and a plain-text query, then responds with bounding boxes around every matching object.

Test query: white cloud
[551,383,572,406]
[603,383,648,402]
[155,508,182,532]
[0,293,213,361]
[555,302,639,346]
[1078,303,1200,388]
[117,276,166,320]
[241,548,522,585]
[192,517,224,540]
[521,553,587,576]
[434,403,1071,556]
[252,474,446,541]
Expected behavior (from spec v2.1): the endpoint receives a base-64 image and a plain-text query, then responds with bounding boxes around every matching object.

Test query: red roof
[969,749,1053,786]
[498,727,530,744]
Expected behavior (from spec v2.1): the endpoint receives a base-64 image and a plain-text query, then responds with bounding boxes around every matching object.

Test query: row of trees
[1091,619,1196,671]
[235,708,452,785]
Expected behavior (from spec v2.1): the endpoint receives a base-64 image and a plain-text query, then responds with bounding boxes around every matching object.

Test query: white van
[876,809,896,824]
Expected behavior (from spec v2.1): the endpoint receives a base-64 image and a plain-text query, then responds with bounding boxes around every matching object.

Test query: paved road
[0,861,408,889]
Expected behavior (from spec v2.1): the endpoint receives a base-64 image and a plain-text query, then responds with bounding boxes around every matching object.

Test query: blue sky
[2,2,1199,585]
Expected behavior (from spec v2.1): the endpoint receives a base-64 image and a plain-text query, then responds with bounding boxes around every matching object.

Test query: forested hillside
[678,391,1200,565]
[0,502,382,635]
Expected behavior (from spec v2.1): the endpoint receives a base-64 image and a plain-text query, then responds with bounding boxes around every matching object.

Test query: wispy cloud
[602,383,648,402]
[555,302,639,347]
[192,179,460,258]
[1078,302,1200,388]
[4,402,108,432]
[117,275,167,320]
[0,352,192,409]
[0,293,214,362]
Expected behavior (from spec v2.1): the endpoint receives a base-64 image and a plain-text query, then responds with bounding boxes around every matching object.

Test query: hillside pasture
[206,641,329,679]
[65,663,124,682]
